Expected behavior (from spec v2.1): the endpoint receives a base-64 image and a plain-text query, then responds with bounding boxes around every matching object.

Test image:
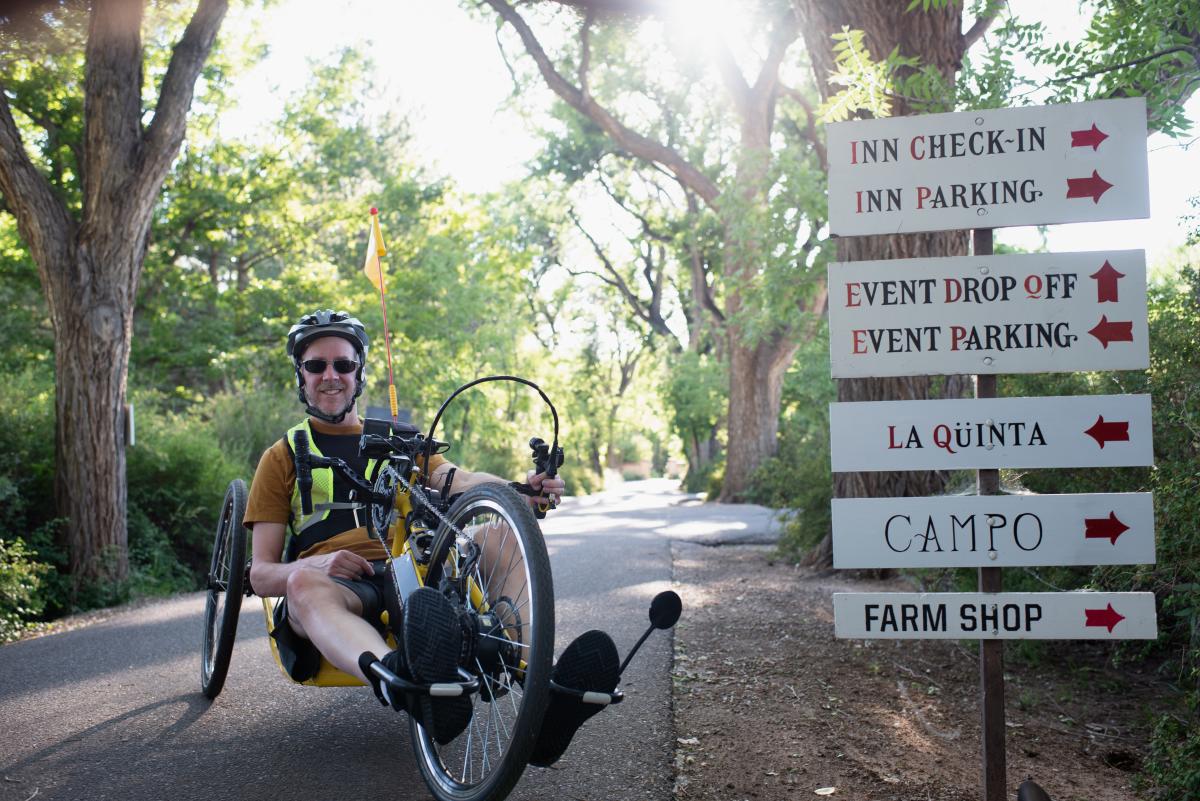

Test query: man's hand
[301,550,375,580]
[527,470,565,509]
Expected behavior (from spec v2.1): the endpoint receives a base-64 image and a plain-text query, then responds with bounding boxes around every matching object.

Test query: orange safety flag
[363,207,387,293]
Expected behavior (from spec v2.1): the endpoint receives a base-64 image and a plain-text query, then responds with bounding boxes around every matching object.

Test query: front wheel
[411,482,554,801]
[201,479,247,699]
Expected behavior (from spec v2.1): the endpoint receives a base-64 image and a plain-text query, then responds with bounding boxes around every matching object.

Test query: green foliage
[0,535,50,643]
[747,329,836,558]
[663,351,726,492]
[1026,0,1200,136]
[819,28,916,122]
[1140,711,1200,800]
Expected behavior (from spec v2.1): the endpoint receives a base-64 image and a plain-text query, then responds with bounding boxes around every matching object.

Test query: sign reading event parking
[828,250,1148,378]
[827,98,1149,236]
[831,493,1155,569]
[829,394,1153,472]
[833,592,1158,640]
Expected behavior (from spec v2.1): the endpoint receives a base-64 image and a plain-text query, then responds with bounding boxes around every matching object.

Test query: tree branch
[578,6,594,99]
[136,0,229,211]
[0,86,75,274]
[1048,46,1197,85]
[961,6,998,52]
[778,83,827,171]
[484,0,720,205]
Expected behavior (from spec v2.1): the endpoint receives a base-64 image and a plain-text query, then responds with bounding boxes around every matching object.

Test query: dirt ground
[670,542,1179,801]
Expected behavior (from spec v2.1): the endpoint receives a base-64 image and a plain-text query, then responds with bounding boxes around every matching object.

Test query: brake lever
[528,437,564,517]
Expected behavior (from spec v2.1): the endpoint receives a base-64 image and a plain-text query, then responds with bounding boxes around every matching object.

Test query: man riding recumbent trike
[199,309,681,801]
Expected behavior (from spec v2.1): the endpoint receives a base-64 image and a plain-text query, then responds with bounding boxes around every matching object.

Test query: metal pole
[974,227,1006,801]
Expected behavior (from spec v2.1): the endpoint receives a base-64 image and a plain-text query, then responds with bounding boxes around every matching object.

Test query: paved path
[0,480,781,801]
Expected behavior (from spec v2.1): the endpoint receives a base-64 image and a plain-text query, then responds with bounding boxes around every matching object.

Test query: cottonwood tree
[789,0,995,566]
[481,0,829,500]
[0,0,228,587]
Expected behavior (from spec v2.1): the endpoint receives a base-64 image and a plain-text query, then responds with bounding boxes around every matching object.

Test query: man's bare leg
[285,568,389,682]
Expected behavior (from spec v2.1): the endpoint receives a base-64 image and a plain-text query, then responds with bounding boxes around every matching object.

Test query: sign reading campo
[831,492,1155,569]
[827,97,1149,236]
[828,250,1148,377]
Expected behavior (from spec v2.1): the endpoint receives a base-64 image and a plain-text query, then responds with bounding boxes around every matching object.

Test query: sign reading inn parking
[827,98,1149,236]
[828,250,1149,378]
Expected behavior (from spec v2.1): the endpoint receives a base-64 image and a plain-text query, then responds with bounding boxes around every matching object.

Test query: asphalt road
[0,479,782,801]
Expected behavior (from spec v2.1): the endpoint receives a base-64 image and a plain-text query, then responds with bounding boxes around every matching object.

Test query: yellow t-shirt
[243,417,446,561]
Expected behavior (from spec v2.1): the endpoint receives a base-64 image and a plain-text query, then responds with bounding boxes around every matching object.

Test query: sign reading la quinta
[827,98,1149,236]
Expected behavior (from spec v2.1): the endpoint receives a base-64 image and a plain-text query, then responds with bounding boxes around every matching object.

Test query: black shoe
[528,629,619,767]
[404,587,473,745]
[358,649,414,713]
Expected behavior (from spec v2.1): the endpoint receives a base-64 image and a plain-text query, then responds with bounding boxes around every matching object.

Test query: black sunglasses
[300,358,359,375]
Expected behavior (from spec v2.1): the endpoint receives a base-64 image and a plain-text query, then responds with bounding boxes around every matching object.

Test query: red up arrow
[1088,316,1134,348]
[1085,415,1130,448]
[1085,511,1130,544]
[1085,603,1125,633]
[1071,123,1109,150]
[1066,170,1114,203]
[1090,260,1125,303]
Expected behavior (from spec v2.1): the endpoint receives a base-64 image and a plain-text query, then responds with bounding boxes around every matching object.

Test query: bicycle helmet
[286,309,370,423]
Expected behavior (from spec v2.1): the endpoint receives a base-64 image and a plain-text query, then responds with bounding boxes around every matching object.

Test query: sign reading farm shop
[833,592,1157,640]
[831,492,1155,569]
[827,98,1149,236]
[827,250,1148,377]
[829,394,1153,472]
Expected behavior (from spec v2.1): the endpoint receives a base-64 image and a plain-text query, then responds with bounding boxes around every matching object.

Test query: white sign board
[829,394,1153,472]
[832,492,1155,569]
[827,98,1150,236]
[828,250,1148,377]
[833,592,1157,640]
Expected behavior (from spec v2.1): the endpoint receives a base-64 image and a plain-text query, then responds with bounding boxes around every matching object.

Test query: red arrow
[1071,123,1109,150]
[1085,511,1130,544]
[1066,170,1114,203]
[1085,416,1130,448]
[1088,315,1134,348]
[1085,603,1125,633]
[1090,260,1125,303]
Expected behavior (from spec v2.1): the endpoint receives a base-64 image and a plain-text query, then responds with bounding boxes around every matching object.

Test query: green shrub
[1140,712,1200,800]
[0,537,50,642]
[126,391,246,579]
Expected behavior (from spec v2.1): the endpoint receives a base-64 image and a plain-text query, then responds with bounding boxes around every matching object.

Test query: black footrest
[528,629,621,767]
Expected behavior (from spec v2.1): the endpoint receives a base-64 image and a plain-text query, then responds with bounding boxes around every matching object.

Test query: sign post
[824,98,1157,801]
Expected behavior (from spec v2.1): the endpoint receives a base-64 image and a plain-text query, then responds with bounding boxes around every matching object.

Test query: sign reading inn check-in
[824,97,1158,801]
[827,97,1149,236]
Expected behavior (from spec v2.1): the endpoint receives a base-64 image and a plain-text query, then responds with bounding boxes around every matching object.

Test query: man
[244,309,564,742]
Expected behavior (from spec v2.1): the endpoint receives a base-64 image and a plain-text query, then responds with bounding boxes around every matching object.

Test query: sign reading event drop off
[828,250,1149,378]
[827,98,1149,236]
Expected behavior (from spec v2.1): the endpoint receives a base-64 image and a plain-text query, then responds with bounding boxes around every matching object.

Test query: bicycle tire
[411,482,554,801]
[201,479,248,699]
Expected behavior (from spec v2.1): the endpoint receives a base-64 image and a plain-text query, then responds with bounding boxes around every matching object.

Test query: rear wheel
[411,482,554,801]
[201,479,247,699]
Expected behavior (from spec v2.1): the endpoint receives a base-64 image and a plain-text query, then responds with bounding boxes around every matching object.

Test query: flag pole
[367,207,399,425]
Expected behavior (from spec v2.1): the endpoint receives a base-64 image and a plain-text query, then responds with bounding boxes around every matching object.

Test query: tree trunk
[51,249,138,582]
[0,0,228,590]
[794,0,980,566]
[720,331,799,500]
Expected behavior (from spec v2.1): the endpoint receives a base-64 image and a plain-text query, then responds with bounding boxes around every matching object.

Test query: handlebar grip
[294,430,314,516]
[529,437,564,479]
